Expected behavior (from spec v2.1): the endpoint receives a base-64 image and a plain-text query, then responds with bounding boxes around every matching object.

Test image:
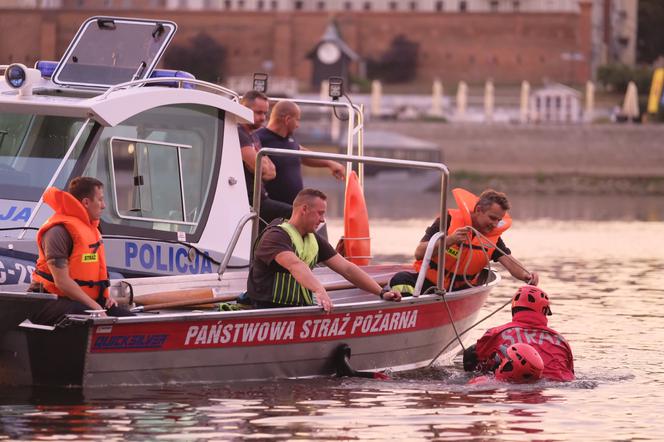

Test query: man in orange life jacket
[464,285,575,382]
[28,177,134,325]
[389,188,538,295]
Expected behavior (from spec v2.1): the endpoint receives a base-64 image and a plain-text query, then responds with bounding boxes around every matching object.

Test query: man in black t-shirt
[256,100,346,205]
[247,188,401,312]
[238,90,292,227]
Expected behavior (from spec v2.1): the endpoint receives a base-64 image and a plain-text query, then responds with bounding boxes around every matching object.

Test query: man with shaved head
[256,100,346,205]
[247,188,401,312]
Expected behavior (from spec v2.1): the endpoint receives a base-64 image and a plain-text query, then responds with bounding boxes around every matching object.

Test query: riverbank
[370,122,664,194]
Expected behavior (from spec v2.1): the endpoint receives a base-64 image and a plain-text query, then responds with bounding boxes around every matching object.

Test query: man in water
[247,188,401,312]
[464,285,575,381]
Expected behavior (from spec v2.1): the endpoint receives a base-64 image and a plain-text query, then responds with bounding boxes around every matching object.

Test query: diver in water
[464,285,575,381]
[468,342,544,384]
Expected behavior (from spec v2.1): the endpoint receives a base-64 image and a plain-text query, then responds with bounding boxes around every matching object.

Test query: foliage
[366,35,419,83]
[163,32,226,83]
[596,63,652,94]
[637,0,664,64]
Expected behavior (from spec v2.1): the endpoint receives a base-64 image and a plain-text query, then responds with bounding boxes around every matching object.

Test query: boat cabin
[0,17,255,289]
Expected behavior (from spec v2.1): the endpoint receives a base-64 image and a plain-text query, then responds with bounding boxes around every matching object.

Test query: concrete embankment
[370,122,664,195]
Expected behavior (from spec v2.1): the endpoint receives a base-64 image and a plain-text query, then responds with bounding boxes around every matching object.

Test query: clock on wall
[317,42,341,65]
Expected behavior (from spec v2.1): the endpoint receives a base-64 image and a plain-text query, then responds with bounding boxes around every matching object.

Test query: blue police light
[35,60,58,79]
[4,63,42,96]
[148,69,196,89]
[5,64,27,89]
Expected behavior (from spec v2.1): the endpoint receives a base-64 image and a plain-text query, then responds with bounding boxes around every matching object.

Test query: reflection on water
[307,172,664,221]
[1,221,663,440]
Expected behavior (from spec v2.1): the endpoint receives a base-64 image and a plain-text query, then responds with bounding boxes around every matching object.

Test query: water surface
[1,220,663,440]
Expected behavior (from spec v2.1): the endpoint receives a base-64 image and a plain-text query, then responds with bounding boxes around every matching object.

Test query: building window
[271,1,277,9]
[257,0,264,10]
[409,1,416,11]
[389,1,397,10]
[363,2,371,11]
[294,1,303,10]
[459,1,467,12]
[224,0,231,9]
[317,1,325,10]
[435,1,444,12]
[237,0,244,9]
[513,1,520,11]
[490,0,498,12]
[344,1,352,10]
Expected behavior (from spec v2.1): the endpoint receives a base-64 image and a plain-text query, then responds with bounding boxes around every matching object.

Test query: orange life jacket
[413,188,511,291]
[32,187,110,300]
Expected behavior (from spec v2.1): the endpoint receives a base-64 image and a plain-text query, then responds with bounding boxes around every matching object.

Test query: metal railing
[97,77,241,102]
[252,148,449,292]
[217,211,257,278]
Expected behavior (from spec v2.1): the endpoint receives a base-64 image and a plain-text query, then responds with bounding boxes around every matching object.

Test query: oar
[131,274,394,312]
[131,293,240,312]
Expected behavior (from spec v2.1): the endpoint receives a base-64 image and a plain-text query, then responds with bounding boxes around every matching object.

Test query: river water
[1,212,663,440]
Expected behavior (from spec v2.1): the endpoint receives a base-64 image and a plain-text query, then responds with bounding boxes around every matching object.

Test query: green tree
[637,0,664,63]
[163,32,226,83]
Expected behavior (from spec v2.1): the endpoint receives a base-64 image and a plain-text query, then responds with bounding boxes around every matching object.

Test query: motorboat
[0,16,501,387]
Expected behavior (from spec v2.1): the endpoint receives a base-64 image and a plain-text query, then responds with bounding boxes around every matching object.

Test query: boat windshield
[0,112,92,202]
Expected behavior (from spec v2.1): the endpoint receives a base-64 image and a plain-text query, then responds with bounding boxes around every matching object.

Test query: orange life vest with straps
[413,188,511,291]
[32,187,110,300]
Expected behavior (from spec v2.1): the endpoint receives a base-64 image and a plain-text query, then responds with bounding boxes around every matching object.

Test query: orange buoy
[343,171,371,266]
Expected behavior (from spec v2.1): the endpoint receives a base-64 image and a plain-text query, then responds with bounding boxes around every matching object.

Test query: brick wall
[0,8,592,87]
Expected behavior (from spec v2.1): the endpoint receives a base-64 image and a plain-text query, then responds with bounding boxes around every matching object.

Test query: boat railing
[97,77,241,102]
[413,231,445,297]
[253,148,450,291]
[217,211,257,279]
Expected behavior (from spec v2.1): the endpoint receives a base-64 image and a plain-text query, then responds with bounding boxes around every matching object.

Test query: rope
[427,297,512,368]
[425,225,531,367]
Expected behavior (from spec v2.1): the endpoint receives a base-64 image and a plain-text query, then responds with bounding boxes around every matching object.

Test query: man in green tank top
[247,188,401,312]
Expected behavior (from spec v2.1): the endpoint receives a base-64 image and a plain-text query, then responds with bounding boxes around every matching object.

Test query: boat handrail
[413,231,444,297]
[252,148,450,291]
[97,77,241,102]
[217,211,257,279]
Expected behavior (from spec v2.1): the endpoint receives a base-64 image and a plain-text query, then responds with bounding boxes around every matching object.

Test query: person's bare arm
[47,258,107,314]
[299,146,345,180]
[240,146,277,181]
[324,254,401,301]
[497,255,539,285]
[274,250,332,312]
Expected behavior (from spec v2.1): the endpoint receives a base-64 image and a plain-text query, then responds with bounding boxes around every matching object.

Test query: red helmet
[495,343,544,383]
[512,285,552,316]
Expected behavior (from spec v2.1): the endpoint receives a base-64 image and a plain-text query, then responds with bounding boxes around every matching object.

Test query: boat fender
[334,344,390,380]
[342,171,371,266]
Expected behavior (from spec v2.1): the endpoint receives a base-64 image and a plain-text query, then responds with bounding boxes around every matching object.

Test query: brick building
[0,3,594,88]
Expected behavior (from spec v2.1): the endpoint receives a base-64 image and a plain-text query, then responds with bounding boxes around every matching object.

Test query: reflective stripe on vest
[270,222,319,306]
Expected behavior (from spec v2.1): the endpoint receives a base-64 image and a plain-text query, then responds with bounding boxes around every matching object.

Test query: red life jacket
[413,188,511,290]
[474,310,575,381]
[32,187,110,300]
